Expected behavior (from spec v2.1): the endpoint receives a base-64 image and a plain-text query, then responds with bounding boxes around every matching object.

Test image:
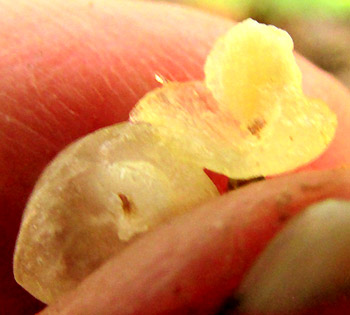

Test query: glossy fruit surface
[13,122,218,304]
[131,20,337,178]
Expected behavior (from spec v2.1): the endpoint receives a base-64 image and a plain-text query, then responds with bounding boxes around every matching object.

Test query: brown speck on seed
[118,194,132,214]
[247,118,266,137]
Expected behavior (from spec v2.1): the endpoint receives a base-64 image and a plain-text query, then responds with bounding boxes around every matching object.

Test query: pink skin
[0,0,349,314]
[41,170,350,314]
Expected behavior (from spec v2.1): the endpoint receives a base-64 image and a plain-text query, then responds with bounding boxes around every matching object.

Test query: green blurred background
[165,0,350,88]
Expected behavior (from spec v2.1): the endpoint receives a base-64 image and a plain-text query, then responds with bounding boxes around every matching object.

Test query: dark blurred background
[164,0,350,88]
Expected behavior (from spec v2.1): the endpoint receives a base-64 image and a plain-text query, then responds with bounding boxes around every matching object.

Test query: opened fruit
[131,19,337,178]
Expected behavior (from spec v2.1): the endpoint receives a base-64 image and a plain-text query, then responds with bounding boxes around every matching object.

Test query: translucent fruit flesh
[13,122,219,304]
[130,20,337,178]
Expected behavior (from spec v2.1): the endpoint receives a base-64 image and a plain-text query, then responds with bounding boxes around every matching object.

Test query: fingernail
[236,199,350,314]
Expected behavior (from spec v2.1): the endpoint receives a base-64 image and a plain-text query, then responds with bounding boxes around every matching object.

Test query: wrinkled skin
[1,0,350,314]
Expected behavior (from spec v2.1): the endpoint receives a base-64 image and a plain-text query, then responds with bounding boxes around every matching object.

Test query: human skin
[1,0,350,314]
[40,170,350,315]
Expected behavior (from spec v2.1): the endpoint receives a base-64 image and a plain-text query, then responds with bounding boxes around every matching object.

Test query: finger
[40,169,350,314]
[237,199,350,314]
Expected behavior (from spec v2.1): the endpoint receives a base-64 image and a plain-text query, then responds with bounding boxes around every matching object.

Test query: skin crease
[0,0,349,314]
